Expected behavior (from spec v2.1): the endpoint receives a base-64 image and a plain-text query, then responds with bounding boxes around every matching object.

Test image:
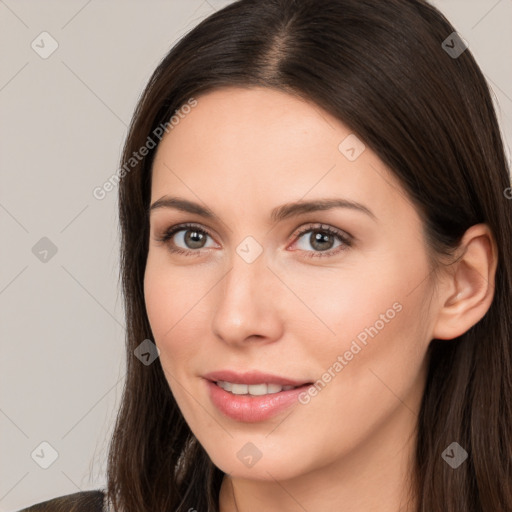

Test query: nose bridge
[212,245,282,344]
[219,249,270,318]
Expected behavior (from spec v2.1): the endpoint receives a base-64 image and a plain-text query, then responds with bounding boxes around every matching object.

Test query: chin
[204,439,316,482]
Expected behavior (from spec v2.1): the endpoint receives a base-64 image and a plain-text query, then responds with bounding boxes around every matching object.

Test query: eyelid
[290,223,352,242]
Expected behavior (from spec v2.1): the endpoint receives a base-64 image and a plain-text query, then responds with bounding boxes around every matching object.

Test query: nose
[211,252,284,348]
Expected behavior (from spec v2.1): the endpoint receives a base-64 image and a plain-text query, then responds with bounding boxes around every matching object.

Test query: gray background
[0,1,510,510]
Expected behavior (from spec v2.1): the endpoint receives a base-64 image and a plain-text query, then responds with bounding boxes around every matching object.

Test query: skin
[144,86,497,511]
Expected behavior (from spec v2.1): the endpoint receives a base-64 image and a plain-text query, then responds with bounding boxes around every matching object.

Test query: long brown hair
[106,0,512,510]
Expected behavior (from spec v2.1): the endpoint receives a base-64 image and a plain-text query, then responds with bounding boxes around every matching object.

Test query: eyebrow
[149,196,376,222]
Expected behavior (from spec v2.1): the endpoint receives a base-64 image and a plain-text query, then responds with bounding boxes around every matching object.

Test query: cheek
[282,244,432,399]
[144,257,171,342]
[143,253,215,373]
[303,256,431,410]
[279,251,427,348]
[143,259,204,419]
[144,255,186,361]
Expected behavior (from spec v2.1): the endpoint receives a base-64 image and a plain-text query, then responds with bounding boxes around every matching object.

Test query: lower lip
[205,379,312,423]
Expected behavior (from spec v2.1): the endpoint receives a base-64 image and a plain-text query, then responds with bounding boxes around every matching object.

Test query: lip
[203,370,311,387]
[203,370,313,423]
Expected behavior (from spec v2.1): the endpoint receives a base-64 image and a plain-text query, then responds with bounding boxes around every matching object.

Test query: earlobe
[432,224,498,341]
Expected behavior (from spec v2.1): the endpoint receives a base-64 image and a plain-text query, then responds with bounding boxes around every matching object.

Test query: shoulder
[16,490,106,512]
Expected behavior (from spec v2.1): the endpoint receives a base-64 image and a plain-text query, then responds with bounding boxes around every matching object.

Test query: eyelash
[155,222,353,259]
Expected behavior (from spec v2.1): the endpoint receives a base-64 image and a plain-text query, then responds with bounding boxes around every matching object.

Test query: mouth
[204,375,314,423]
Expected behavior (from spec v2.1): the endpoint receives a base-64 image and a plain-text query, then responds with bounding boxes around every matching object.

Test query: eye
[291,223,352,258]
[155,223,217,256]
[154,222,352,259]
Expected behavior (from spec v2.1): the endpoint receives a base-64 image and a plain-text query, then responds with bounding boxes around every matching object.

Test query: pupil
[312,231,332,251]
[185,230,205,249]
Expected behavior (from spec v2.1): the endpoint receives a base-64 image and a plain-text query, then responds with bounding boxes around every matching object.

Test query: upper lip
[203,370,312,387]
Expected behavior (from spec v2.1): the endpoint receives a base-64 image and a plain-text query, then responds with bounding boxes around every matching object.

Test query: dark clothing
[16,490,106,512]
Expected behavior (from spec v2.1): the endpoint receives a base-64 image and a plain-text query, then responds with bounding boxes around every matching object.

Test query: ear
[432,223,498,340]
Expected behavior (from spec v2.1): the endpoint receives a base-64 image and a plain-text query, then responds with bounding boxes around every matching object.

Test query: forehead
[150,86,415,229]
[155,86,343,170]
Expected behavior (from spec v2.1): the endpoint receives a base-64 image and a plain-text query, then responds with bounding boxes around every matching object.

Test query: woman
[18,0,512,510]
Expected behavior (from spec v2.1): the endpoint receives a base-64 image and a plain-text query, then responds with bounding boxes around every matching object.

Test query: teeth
[231,383,250,395]
[267,383,283,394]
[216,381,297,395]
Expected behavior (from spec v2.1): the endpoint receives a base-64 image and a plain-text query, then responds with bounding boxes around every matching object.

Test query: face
[144,86,436,482]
